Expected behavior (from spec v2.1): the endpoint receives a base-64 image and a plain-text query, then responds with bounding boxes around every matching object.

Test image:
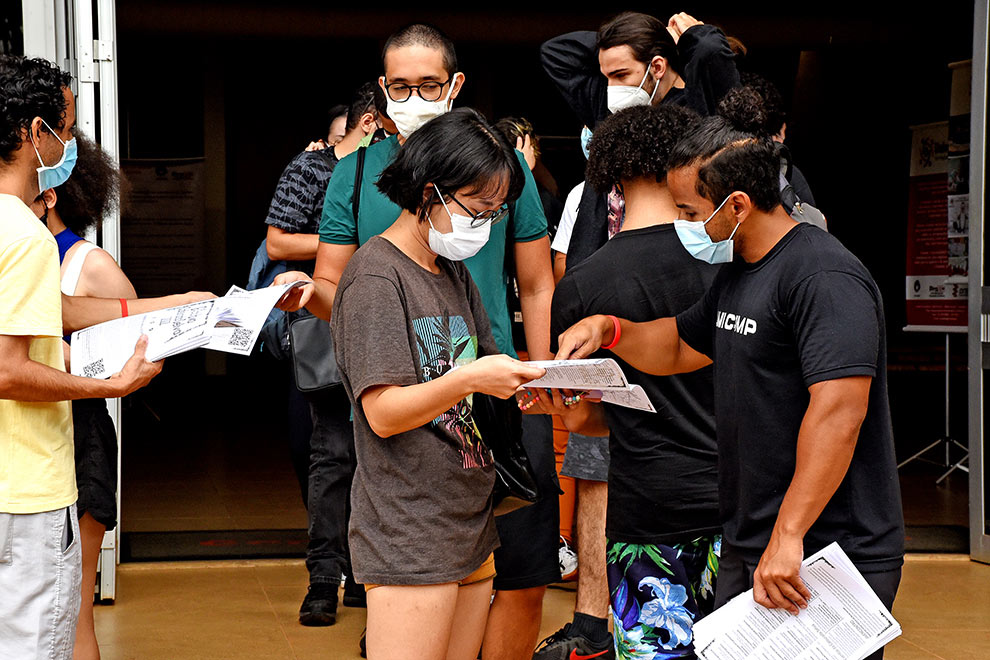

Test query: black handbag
[288,313,342,392]
[473,393,539,516]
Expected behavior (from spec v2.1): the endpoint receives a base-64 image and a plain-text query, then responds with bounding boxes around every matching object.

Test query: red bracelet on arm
[600,315,621,350]
[119,298,129,318]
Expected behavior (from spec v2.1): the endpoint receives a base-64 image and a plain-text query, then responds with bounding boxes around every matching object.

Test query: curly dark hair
[376,107,524,220]
[718,74,786,137]
[54,133,124,235]
[668,115,782,212]
[584,104,700,193]
[0,55,73,164]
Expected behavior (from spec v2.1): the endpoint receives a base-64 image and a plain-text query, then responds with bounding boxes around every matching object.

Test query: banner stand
[897,332,969,482]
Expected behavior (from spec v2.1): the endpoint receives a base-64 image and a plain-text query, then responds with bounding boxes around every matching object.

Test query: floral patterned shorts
[607,535,721,659]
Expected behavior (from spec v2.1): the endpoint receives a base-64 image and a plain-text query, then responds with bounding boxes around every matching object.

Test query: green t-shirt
[320,134,548,357]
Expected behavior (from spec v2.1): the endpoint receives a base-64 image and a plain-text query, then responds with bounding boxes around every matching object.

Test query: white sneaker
[558,535,578,580]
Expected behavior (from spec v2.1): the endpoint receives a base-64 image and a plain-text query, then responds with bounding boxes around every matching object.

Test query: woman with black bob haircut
[330,107,545,660]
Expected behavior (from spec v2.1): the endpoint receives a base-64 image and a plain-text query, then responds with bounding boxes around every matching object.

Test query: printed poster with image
[904,122,967,330]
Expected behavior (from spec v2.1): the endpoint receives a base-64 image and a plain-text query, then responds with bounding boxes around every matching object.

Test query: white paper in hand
[693,543,900,660]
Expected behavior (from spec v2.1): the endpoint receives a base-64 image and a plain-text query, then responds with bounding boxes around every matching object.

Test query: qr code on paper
[83,359,105,378]
[229,328,253,349]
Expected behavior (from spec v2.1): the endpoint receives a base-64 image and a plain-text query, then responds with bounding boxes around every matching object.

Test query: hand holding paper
[753,532,811,615]
[107,335,163,396]
[521,359,656,412]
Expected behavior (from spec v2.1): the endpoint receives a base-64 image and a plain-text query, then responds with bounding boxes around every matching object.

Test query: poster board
[120,158,206,298]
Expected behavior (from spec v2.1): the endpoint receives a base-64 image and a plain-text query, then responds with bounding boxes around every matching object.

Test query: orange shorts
[364,553,496,592]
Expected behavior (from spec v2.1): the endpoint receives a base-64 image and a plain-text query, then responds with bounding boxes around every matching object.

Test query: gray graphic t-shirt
[331,236,499,585]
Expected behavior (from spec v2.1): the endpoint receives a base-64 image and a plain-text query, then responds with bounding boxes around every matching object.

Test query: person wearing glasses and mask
[277,22,560,660]
[329,107,546,660]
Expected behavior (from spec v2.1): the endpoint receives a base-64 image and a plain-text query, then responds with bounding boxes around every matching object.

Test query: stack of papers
[693,543,901,660]
[522,358,656,412]
[70,282,303,379]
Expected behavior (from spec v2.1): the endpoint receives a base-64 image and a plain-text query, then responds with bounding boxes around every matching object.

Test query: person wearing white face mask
[541,11,741,275]
[554,116,904,660]
[328,107,547,660]
[277,23,561,660]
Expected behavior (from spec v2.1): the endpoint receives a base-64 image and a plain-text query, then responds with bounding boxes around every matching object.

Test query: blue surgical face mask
[580,126,593,160]
[31,119,77,191]
[673,195,739,264]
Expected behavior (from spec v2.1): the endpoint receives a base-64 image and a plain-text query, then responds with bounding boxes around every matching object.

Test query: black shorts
[493,414,562,591]
[72,399,118,530]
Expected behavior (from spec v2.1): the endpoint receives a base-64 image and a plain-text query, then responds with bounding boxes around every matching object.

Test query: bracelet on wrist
[601,315,621,350]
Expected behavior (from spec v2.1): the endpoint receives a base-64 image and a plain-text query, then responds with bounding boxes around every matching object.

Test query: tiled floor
[92,554,990,659]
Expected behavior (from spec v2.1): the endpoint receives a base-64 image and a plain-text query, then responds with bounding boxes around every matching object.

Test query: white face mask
[426,184,491,261]
[606,67,659,114]
[386,73,461,138]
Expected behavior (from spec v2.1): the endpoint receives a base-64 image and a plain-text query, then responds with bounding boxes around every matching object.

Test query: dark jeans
[304,385,356,585]
[716,542,902,660]
[287,366,313,506]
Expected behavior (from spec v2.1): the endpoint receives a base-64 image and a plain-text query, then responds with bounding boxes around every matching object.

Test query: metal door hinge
[93,39,113,62]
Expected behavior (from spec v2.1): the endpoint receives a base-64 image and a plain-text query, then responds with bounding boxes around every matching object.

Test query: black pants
[303,386,356,585]
[716,542,901,660]
[492,414,562,590]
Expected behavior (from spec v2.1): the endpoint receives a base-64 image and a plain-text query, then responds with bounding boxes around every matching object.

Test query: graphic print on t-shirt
[412,314,491,469]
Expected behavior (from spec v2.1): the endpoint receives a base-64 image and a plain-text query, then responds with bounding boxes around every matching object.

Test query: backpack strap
[352,146,367,221]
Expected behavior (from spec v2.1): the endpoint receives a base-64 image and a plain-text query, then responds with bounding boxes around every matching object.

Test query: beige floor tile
[883,637,945,659]
[892,560,990,631]
[252,559,310,588]
[91,557,990,658]
[900,629,990,659]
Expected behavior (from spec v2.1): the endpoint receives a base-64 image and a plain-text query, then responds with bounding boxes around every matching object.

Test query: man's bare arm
[61,291,216,333]
[266,225,321,262]
[0,334,161,401]
[556,314,710,376]
[514,236,555,361]
[752,376,871,614]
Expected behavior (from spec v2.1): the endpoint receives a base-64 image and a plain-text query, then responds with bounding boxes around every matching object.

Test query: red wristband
[601,315,621,350]
[119,298,129,318]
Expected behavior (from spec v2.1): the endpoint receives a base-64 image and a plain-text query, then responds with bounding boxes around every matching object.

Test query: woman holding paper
[328,108,545,660]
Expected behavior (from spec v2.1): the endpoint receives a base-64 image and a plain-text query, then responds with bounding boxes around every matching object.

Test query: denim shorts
[560,432,609,482]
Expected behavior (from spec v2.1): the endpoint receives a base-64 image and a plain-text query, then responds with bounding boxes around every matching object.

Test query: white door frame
[22,0,123,600]
[969,0,989,564]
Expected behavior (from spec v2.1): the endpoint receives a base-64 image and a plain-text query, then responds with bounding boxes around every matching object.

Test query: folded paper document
[693,543,901,660]
[523,359,656,412]
[70,282,303,379]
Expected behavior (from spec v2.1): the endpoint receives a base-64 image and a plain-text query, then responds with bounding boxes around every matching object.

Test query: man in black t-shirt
[554,117,904,660]
[538,105,722,660]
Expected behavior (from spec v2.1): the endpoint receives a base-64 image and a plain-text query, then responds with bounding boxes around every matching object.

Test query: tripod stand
[897,334,969,483]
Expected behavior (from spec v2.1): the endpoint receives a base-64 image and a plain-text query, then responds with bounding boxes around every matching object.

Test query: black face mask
[34,195,49,226]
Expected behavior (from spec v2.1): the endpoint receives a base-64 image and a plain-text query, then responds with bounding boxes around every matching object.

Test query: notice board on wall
[120,159,206,298]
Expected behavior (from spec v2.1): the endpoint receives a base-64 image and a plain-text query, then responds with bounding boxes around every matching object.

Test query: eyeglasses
[442,190,509,228]
[384,78,452,103]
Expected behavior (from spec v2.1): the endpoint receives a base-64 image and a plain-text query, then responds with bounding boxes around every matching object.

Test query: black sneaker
[532,623,614,660]
[342,573,367,608]
[298,583,338,627]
